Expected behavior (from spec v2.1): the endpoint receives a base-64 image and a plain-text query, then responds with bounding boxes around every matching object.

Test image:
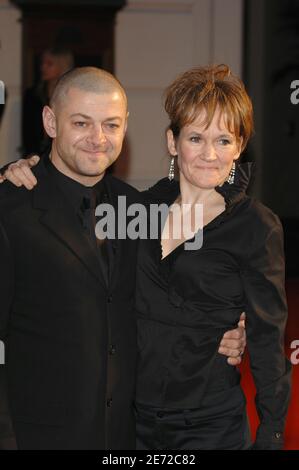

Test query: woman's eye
[219,138,231,145]
[190,136,201,143]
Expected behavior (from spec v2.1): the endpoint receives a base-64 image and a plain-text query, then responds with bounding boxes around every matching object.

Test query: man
[0,67,245,449]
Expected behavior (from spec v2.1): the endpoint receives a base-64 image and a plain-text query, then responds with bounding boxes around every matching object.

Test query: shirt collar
[146,162,254,209]
[46,157,106,213]
[214,161,254,208]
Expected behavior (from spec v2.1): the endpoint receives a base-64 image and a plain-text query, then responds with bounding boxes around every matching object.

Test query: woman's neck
[178,174,220,207]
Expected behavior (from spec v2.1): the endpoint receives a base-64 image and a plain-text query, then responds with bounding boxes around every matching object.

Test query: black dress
[135,163,292,450]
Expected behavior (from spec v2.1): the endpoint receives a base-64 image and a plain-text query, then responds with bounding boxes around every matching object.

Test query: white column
[210,0,243,77]
[115,1,194,189]
[0,0,22,166]
[115,0,244,189]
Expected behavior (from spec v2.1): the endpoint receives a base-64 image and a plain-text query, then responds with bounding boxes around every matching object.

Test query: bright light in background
[0,80,5,105]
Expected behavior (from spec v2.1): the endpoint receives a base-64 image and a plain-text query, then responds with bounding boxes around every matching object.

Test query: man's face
[43,87,128,186]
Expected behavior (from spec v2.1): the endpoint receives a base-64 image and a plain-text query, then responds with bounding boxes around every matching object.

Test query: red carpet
[239,279,299,449]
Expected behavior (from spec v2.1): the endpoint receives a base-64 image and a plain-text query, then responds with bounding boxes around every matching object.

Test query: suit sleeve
[241,216,292,450]
[0,220,17,447]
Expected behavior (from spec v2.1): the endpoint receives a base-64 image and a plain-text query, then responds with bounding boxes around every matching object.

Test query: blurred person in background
[22,47,74,156]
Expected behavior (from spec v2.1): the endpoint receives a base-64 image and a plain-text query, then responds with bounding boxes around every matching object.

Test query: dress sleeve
[240,215,292,450]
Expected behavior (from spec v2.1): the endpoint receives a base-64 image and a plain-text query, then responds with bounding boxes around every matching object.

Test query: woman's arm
[241,213,292,450]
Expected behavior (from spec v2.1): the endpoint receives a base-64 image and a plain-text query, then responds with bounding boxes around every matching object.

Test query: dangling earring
[227,161,236,185]
[168,156,175,181]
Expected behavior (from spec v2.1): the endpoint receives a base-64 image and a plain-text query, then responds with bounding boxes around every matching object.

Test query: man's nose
[88,126,107,145]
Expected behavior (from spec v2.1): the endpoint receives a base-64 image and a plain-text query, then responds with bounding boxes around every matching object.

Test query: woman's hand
[218,312,246,365]
[0,155,40,189]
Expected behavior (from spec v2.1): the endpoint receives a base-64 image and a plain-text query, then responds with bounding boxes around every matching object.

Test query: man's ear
[166,129,177,156]
[124,111,129,134]
[42,106,57,138]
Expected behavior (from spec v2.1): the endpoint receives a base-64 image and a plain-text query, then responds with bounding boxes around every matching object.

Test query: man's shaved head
[43,66,128,186]
[50,66,127,111]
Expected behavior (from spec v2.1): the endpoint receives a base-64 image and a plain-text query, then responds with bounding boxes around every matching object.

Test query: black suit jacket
[0,156,140,449]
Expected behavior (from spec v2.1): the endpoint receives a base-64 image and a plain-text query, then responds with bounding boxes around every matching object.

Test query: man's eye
[106,123,119,129]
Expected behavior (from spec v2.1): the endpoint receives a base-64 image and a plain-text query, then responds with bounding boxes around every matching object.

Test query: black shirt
[46,158,106,216]
[136,163,292,449]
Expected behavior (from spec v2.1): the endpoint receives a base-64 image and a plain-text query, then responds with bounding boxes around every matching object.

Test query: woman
[134,65,291,450]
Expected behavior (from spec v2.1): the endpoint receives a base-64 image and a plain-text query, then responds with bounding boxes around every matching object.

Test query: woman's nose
[200,142,217,161]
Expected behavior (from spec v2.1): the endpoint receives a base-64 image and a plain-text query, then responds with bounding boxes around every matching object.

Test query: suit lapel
[31,160,106,288]
[40,209,106,287]
[104,174,121,290]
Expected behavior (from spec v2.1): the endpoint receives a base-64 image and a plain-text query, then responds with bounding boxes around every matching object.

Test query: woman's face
[167,107,242,189]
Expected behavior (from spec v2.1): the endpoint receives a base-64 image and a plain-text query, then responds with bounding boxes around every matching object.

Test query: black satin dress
[134,163,292,450]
